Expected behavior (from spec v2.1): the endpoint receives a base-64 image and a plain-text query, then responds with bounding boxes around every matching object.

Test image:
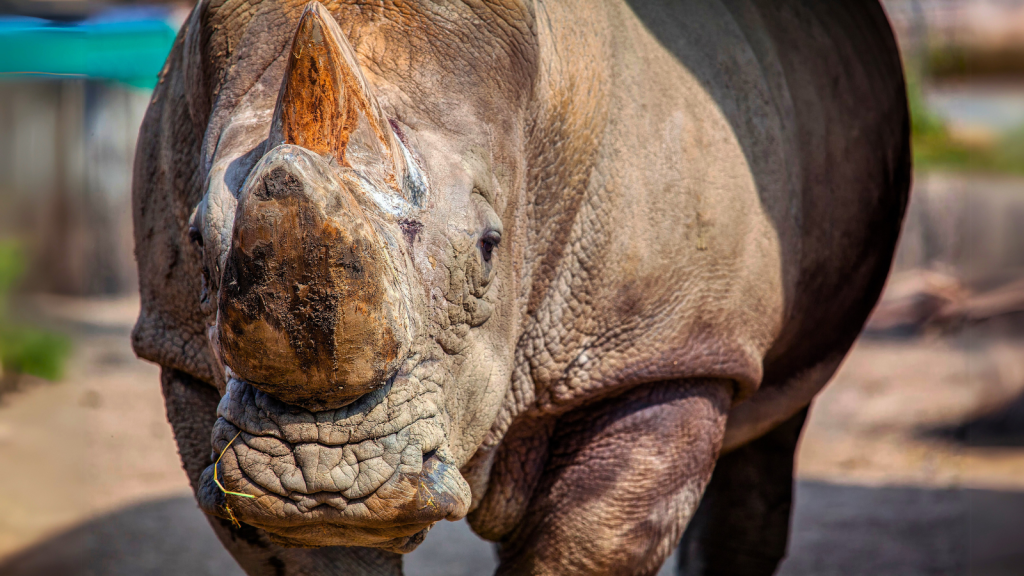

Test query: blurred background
[0,0,1023,574]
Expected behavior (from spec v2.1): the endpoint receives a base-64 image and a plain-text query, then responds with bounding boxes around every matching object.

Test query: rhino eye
[188,226,204,248]
[480,230,500,262]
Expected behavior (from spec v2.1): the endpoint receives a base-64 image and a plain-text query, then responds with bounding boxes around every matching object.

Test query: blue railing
[0,7,178,89]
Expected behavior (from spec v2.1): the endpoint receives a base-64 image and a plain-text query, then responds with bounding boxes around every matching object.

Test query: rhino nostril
[480,230,500,262]
[188,225,204,248]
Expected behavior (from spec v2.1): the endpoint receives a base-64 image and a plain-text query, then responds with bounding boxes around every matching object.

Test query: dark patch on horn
[399,219,423,246]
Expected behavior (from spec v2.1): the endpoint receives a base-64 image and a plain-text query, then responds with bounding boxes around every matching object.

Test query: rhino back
[468,0,907,538]
[509,0,908,445]
[719,0,910,448]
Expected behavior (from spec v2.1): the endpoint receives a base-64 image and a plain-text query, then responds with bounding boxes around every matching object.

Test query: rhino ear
[269,1,415,195]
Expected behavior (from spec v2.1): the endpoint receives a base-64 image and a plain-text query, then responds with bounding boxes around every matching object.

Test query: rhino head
[179,2,526,551]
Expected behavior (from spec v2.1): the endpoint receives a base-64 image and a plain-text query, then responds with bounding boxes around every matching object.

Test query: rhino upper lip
[197,353,473,547]
[216,424,440,509]
[216,375,442,448]
[210,377,445,501]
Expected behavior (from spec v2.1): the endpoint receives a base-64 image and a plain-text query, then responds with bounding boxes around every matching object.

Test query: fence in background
[0,81,150,295]
[0,7,177,295]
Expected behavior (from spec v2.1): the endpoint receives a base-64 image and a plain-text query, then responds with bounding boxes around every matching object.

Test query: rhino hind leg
[495,380,731,576]
[677,407,809,576]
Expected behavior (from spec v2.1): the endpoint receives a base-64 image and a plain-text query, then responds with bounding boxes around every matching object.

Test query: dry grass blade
[214,430,256,527]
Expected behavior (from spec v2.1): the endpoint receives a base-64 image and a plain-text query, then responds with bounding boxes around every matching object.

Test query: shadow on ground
[927,389,1024,447]
[2,482,1023,576]
[0,496,241,576]
[778,482,1024,576]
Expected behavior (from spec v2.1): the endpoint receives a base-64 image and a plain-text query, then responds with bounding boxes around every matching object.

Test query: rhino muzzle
[196,377,469,552]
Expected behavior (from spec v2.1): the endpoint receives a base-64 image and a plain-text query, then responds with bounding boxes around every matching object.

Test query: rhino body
[132,0,909,574]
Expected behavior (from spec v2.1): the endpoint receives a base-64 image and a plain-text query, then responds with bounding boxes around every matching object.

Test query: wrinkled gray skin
[133,0,910,574]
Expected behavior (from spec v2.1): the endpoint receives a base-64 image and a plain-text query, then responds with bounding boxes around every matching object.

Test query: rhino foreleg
[677,407,809,576]
[161,369,403,576]
[494,380,731,576]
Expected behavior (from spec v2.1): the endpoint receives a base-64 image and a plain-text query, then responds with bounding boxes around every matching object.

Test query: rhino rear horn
[269,2,412,192]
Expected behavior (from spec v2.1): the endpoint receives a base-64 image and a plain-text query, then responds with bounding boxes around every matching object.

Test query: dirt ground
[0,295,1022,576]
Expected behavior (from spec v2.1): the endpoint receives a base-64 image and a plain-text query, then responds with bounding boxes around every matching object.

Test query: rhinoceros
[131,0,909,574]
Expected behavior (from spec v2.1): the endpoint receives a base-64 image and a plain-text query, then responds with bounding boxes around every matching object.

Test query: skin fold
[133,0,910,574]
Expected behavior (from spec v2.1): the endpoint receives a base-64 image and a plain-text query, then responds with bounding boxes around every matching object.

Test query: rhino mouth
[196,369,471,552]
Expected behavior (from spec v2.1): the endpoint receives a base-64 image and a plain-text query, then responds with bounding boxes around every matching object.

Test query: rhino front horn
[269,1,412,193]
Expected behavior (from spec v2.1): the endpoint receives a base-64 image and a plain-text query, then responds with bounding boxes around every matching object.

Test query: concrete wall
[895,172,1024,287]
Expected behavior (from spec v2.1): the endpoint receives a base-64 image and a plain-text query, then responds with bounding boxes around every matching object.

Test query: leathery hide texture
[133,0,911,574]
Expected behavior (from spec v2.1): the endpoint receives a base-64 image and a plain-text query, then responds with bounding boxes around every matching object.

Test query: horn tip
[298,1,334,29]
[295,1,332,41]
